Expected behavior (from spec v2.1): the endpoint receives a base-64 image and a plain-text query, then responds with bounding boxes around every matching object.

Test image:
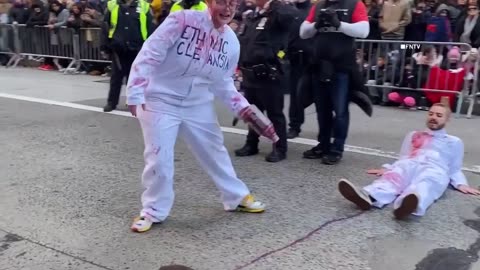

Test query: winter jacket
[379,0,412,39]
[297,61,373,117]
[454,15,480,48]
[366,5,381,40]
[25,2,49,27]
[8,5,29,24]
[405,10,431,41]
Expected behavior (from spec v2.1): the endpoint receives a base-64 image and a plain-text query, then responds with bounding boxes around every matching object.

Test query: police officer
[169,0,208,12]
[102,0,153,112]
[285,0,312,139]
[299,0,369,164]
[235,0,300,163]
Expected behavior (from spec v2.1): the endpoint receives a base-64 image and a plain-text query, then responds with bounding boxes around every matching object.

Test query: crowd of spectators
[0,0,479,109]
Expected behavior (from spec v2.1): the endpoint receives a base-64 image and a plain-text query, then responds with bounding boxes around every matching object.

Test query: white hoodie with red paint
[126,9,249,115]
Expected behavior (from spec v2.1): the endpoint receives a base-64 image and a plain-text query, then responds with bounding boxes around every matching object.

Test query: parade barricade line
[355,39,476,118]
[0,24,21,67]
[78,28,111,64]
[0,24,16,56]
[1,24,479,117]
[465,58,480,118]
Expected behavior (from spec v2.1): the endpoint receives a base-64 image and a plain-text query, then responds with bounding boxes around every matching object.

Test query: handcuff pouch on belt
[241,64,281,81]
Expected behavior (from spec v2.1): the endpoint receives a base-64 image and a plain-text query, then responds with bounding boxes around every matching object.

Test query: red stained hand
[128,104,146,117]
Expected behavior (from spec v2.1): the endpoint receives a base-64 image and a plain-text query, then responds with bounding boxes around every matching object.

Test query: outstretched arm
[366,131,415,175]
[449,139,480,195]
[126,11,185,107]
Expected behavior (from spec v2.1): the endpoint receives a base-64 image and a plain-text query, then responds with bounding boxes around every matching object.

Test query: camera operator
[285,0,312,139]
[235,0,300,163]
[298,0,369,165]
[170,0,208,12]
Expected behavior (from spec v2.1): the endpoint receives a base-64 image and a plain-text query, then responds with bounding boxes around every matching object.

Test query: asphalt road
[1,68,480,270]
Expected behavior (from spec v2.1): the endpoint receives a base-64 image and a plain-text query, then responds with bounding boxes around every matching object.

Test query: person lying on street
[337,102,480,219]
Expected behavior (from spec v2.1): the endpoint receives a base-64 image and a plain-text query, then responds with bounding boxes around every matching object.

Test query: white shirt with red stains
[382,128,468,188]
[126,9,249,115]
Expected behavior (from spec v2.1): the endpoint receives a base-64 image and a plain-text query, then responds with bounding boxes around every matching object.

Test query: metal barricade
[0,24,20,66]
[355,39,474,118]
[0,24,16,55]
[466,57,480,118]
[78,28,110,63]
[17,25,76,63]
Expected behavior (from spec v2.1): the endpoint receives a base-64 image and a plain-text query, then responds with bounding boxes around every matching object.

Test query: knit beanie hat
[448,46,461,61]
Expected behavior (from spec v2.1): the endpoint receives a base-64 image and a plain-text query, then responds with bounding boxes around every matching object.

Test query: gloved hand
[315,9,341,29]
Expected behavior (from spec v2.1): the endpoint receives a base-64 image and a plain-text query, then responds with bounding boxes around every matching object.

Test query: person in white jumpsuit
[126,0,265,232]
[337,103,480,220]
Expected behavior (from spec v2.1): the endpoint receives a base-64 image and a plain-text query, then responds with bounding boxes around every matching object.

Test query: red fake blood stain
[410,131,432,157]
[131,77,147,87]
[382,171,404,191]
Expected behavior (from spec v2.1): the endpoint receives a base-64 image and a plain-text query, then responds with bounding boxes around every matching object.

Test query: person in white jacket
[126,0,265,233]
[337,103,480,220]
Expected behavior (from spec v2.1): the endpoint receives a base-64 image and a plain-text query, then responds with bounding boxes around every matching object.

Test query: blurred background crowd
[0,0,479,112]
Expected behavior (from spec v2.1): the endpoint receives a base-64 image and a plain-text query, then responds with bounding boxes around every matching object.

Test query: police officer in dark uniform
[235,0,300,163]
[101,0,153,112]
[286,0,312,139]
[299,0,370,164]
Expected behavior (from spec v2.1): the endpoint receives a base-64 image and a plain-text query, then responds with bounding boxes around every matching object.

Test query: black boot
[287,129,300,139]
[265,147,286,162]
[103,103,116,112]
[234,144,259,157]
[322,151,343,165]
[303,144,325,159]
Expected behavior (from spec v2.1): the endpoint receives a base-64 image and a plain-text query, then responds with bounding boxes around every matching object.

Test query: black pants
[107,50,138,107]
[243,78,287,153]
[288,53,306,133]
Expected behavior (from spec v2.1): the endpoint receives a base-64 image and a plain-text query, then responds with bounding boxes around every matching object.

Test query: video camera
[316,8,348,28]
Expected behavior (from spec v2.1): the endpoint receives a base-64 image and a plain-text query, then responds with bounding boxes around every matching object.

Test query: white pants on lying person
[338,103,480,219]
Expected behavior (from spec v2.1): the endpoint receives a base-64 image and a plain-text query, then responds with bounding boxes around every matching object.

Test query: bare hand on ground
[367,168,385,176]
[457,185,480,195]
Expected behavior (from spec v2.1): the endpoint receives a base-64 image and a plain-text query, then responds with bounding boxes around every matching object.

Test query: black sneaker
[234,144,259,157]
[322,152,342,165]
[287,129,300,139]
[265,150,286,162]
[303,144,324,159]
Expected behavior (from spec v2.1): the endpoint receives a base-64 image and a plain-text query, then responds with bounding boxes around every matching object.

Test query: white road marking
[1,92,479,174]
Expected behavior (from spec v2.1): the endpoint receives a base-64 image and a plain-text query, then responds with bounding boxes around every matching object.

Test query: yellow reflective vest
[107,0,150,41]
[170,0,207,12]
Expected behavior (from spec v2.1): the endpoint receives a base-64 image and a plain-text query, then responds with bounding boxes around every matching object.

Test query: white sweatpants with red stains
[136,100,251,222]
[362,159,450,216]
